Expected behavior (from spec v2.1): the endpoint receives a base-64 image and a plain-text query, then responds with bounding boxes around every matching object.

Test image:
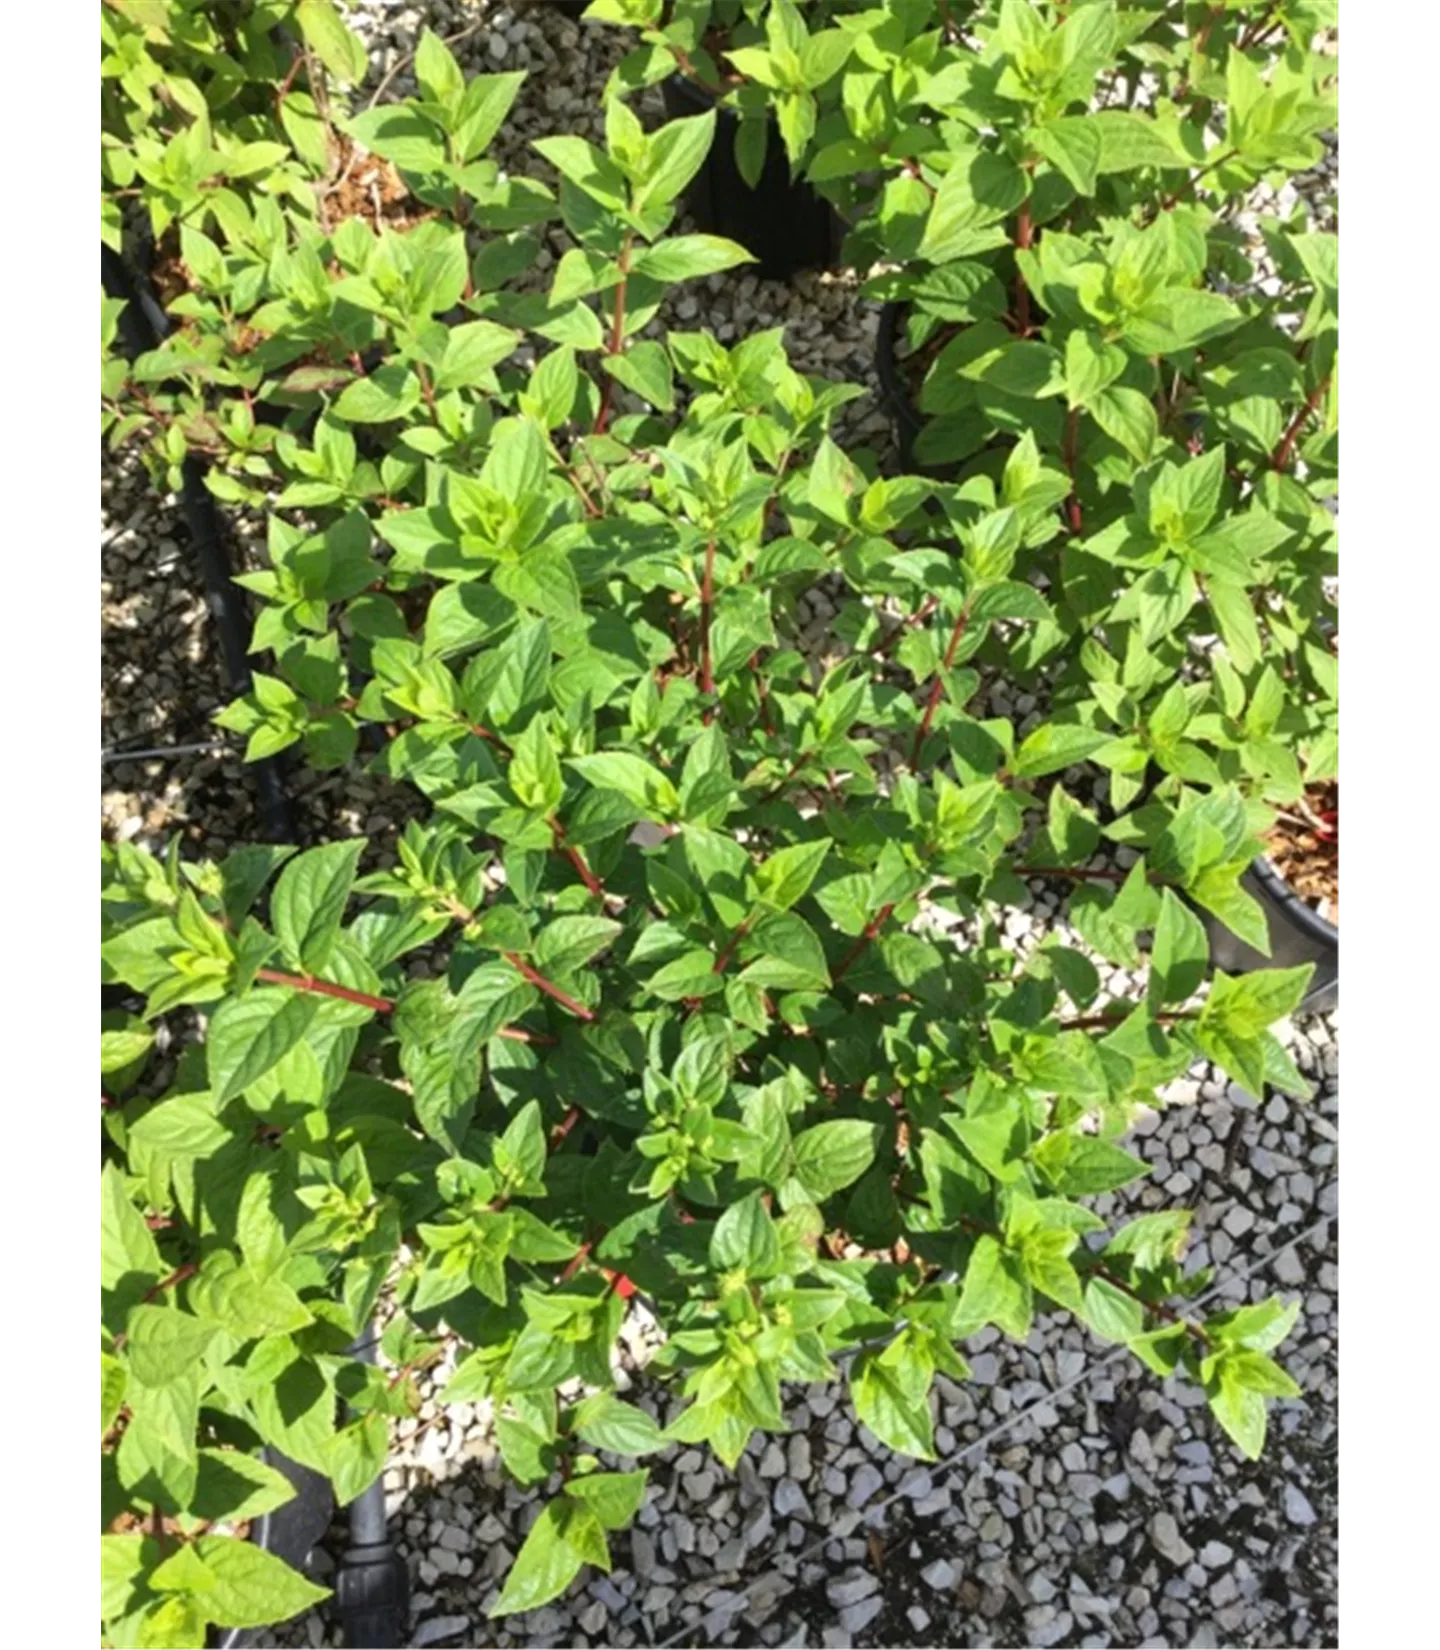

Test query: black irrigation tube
[102,241,408,1645]
[101,243,295,844]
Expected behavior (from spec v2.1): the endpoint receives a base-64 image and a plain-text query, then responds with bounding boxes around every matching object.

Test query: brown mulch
[325,134,424,232]
[1264,780,1338,926]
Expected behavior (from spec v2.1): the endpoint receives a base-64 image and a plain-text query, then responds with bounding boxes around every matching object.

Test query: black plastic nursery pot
[1194,785,1345,1016]
[660,74,841,281]
[1200,856,1338,1016]
[212,1453,334,1650]
[876,300,929,470]
[876,301,1023,481]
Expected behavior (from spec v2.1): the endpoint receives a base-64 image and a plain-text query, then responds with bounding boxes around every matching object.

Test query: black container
[1201,856,1338,1016]
[659,74,840,281]
[213,1453,334,1650]
[876,300,927,469]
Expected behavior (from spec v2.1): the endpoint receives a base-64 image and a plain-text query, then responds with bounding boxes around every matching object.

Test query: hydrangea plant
[102,2,1335,1639]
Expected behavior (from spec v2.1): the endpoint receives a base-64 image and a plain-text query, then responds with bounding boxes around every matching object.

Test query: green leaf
[271,839,364,974]
[295,0,368,85]
[565,1469,648,1530]
[497,1099,548,1190]
[1200,966,1314,1039]
[1064,329,1127,408]
[637,111,716,208]
[207,990,319,1103]
[956,1235,1032,1340]
[605,340,675,411]
[533,135,629,208]
[791,1120,878,1200]
[190,1450,299,1524]
[850,1351,936,1461]
[1032,117,1101,195]
[332,365,420,423]
[572,1394,666,1457]
[1090,386,1158,463]
[192,1535,331,1628]
[490,1500,586,1617]
[125,1307,218,1389]
[1148,888,1208,1007]
[755,841,830,911]
[1032,1133,1149,1196]
[568,752,678,817]
[631,235,755,282]
[510,716,564,813]
[101,1162,163,1303]
[126,1095,230,1161]
[1010,722,1113,779]
[672,1034,732,1109]
[414,26,464,109]
[534,916,622,975]
[324,1411,390,1506]
[710,1192,780,1275]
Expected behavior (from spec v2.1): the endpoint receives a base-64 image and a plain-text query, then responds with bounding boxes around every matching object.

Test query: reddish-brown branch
[112,1262,200,1351]
[256,968,394,1012]
[1062,407,1084,533]
[1271,376,1331,471]
[1013,190,1035,336]
[1238,4,1283,50]
[757,750,815,806]
[874,595,937,660]
[549,817,604,897]
[910,605,971,767]
[416,364,438,419]
[504,953,596,1021]
[699,537,717,705]
[713,915,753,976]
[469,723,513,757]
[558,1240,594,1284]
[550,1106,582,1148]
[1058,1007,1199,1032]
[833,902,896,983]
[1161,148,1237,210]
[274,50,306,111]
[592,235,634,437]
[254,967,551,1042]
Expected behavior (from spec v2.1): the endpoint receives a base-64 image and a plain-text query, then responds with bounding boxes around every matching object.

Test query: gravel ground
[101,6,1338,1645]
[256,1004,1336,1650]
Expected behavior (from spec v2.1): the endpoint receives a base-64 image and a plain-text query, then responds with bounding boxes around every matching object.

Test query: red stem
[910,605,971,767]
[1161,148,1237,210]
[550,1106,582,1148]
[757,750,815,806]
[1271,377,1331,471]
[593,236,633,437]
[256,968,393,1012]
[833,903,896,983]
[1062,407,1083,533]
[504,953,596,1022]
[549,817,603,897]
[1014,201,1034,336]
[713,915,753,976]
[254,968,551,1042]
[469,723,514,756]
[1059,1008,1198,1031]
[699,538,717,705]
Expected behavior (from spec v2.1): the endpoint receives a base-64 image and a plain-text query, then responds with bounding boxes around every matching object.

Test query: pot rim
[1252,853,1338,947]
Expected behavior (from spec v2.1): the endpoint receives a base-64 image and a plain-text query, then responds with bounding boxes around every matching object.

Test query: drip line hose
[100,243,294,844]
[102,242,407,1643]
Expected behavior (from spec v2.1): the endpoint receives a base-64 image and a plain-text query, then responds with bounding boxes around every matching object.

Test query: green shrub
[101,3,1337,1639]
